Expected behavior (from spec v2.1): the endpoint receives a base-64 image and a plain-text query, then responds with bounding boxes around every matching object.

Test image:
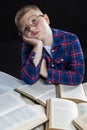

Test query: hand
[40,59,48,78]
[23,36,43,67]
[22,35,43,47]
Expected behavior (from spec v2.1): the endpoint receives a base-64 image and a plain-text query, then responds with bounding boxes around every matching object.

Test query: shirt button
[61,59,64,61]
[52,49,54,52]
[49,81,51,84]
[52,64,54,67]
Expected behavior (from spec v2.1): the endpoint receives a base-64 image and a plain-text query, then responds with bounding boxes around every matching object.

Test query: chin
[35,36,42,40]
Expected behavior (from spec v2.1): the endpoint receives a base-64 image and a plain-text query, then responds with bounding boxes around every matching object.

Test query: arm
[28,38,43,67]
[45,34,85,85]
[40,59,48,78]
[21,37,43,84]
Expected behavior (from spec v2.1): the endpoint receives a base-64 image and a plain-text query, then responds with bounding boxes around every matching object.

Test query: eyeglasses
[19,15,44,36]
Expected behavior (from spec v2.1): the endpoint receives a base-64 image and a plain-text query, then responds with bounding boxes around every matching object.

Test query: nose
[29,25,36,32]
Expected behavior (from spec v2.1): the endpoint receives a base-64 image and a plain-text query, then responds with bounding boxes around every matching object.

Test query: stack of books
[0,71,87,130]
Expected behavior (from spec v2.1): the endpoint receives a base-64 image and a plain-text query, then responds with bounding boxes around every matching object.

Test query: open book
[0,91,47,130]
[15,79,56,106]
[0,71,56,106]
[73,114,87,130]
[56,83,87,103]
[0,71,25,89]
[46,98,87,130]
[34,124,45,130]
[0,84,11,94]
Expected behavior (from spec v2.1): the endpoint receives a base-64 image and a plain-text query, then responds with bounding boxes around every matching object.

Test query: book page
[20,95,36,105]
[0,71,25,89]
[73,114,87,130]
[0,91,25,116]
[59,84,87,103]
[37,89,56,106]
[48,98,78,130]
[15,79,55,102]
[0,104,47,130]
[78,102,87,115]
[0,85,10,94]
[35,104,46,113]
[83,82,87,96]
[34,124,45,130]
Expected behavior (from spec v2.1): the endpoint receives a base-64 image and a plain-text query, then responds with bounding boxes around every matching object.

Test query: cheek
[24,33,31,38]
[38,20,50,30]
[42,25,51,37]
[39,24,50,35]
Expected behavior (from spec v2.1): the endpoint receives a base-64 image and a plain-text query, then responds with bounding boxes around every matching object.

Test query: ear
[44,14,50,24]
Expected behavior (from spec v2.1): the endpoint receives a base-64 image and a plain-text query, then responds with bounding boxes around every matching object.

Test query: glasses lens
[29,15,39,26]
[19,15,41,35]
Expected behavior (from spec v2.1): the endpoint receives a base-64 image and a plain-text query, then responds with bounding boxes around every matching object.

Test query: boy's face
[18,9,51,41]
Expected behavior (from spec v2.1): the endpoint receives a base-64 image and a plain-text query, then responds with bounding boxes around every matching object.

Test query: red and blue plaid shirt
[21,28,85,85]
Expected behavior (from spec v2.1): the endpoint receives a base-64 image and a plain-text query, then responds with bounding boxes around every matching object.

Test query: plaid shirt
[21,28,85,85]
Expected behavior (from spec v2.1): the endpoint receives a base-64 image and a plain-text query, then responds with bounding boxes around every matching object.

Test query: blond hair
[15,5,43,28]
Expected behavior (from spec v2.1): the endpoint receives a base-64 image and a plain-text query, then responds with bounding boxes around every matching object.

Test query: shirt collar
[51,28,64,48]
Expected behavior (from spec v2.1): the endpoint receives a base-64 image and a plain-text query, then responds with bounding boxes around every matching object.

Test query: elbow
[73,74,84,85]
[20,67,39,85]
[21,76,38,85]
[21,73,38,85]
[24,79,37,85]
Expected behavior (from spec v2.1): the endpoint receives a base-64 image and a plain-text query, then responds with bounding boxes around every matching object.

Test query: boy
[15,5,85,85]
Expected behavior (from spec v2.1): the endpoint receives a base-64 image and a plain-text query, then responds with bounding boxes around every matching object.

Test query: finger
[42,59,46,64]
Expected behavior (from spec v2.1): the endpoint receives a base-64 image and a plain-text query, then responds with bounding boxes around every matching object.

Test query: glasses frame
[18,14,44,36]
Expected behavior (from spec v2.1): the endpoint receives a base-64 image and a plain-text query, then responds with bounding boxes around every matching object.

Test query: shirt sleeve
[20,43,41,84]
[45,34,85,85]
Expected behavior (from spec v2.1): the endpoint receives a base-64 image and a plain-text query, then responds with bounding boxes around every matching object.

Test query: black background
[0,0,87,82]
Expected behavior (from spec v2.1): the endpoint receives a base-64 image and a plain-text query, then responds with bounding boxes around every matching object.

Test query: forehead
[21,10,42,21]
[18,9,42,27]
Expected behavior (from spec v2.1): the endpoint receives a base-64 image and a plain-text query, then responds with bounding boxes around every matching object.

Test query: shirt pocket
[54,54,70,69]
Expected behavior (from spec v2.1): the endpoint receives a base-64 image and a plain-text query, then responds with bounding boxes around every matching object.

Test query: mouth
[33,31,39,36]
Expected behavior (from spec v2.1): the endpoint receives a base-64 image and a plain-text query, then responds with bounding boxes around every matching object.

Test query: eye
[31,18,38,25]
[24,26,28,31]
[24,27,28,32]
[23,26,30,34]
